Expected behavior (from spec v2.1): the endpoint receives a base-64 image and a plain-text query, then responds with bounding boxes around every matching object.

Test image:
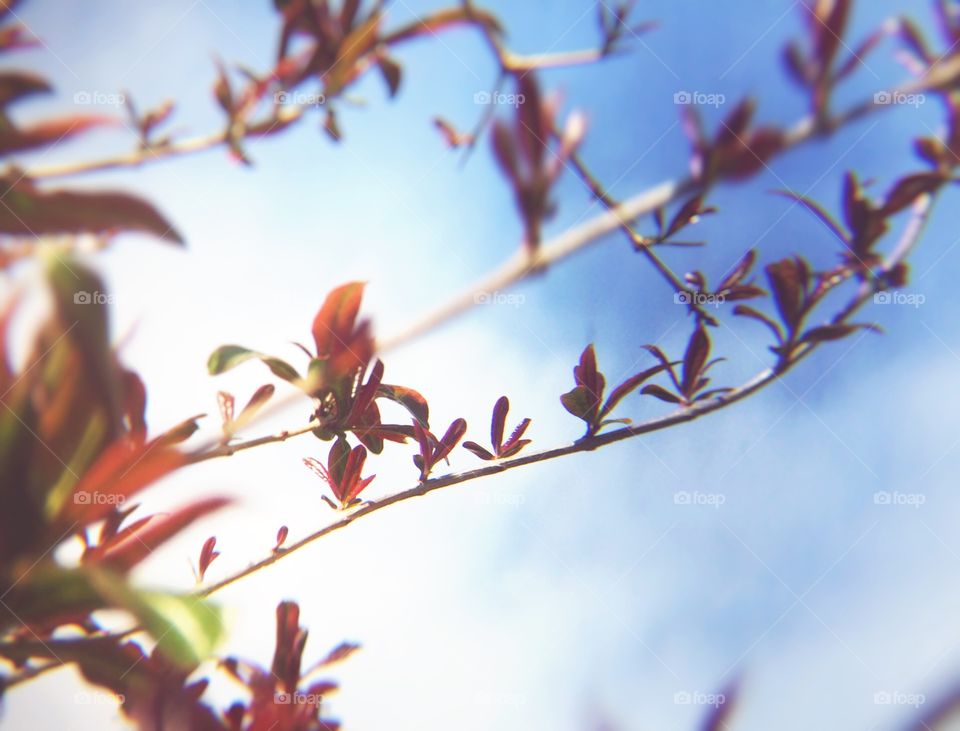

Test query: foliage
[0,0,957,728]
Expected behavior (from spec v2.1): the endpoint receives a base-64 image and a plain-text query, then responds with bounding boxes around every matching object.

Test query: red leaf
[782,42,811,87]
[501,417,532,453]
[841,171,872,240]
[800,322,879,343]
[0,24,37,53]
[772,189,849,243]
[377,56,402,97]
[198,536,220,581]
[491,396,509,452]
[274,525,289,551]
[121,370,148,441]
[664,194,715,240]
[880,172,943,216]
[765,257,809,332]
[310,282,372,383]
[716,249,758,292]
[272,601,306,692]
[601,364,671,420]
[491,120,520,185]
[681,325,710,398]
[436,418,467,461]
[640,384,682,404]
[86,498,231,573]
[463,441,495,460]
[65,441,186,525]
[721,128,785,179]
[573,344,605,402]
[217,391,235,429]
[313,641,361,669]
[499,439,532,458]
[701,681,739,731]
[516,74,546,170]
[311,282,365,359]
[811,0,852,71]
[0,114,116,156]
[733,304,785,343]
[151,414,204,448]
[717,98,755,147]
[0,70,49,106]
[235,383,275,427]
[433,116,473,148]
[0,174,184,243]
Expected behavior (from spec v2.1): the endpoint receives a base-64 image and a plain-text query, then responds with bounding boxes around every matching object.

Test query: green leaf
[3,567,106,633]
[207,345,301,383]
[87,568,224,670]
[561,385,595,422]
[46,256,121,435]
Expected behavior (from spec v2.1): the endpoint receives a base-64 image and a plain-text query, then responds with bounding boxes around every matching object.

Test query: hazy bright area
[3,1,960,730]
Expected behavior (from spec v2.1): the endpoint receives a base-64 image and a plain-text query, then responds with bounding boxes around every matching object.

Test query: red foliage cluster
[463,397,532,461]
[491,75,587,252]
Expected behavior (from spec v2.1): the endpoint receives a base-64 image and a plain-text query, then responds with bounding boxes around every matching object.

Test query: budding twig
[197,189,937,598]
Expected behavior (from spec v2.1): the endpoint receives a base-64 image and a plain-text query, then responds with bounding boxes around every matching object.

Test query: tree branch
[27,106,306,180]
[376,88,900,352]
[186,419,320,466]
[198,190,936,598]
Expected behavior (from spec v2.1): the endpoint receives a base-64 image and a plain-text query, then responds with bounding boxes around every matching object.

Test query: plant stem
[376,91,898,351]
[563,148,716,323]
[186,420,320,465]
[28,106,305,180]
[198,188,935,597]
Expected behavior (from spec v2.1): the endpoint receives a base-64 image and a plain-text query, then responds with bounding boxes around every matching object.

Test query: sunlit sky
[4,1,960,730]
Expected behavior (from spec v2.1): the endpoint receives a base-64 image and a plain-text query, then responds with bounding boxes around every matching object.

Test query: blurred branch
[377,87,896,352]
[27,106,305,180]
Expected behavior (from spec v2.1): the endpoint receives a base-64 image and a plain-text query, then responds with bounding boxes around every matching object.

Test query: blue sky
[4,1,960,730]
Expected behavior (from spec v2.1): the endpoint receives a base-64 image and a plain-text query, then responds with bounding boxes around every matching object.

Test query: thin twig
[182,86,904,465]
[564,148,716,323]
[186,420,320,465]
[28,106,305,180]
[198,191,937,598]
[376,88,903,352]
